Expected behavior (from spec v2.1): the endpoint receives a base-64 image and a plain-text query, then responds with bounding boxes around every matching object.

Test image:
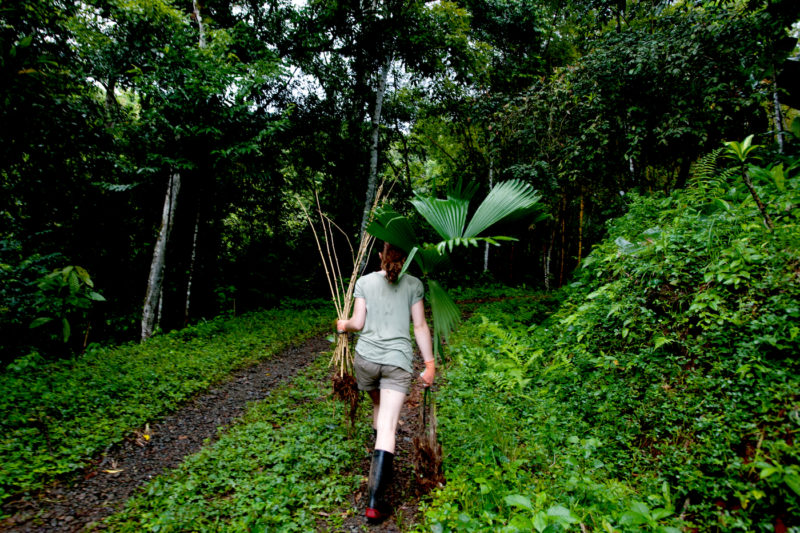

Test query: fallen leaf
[103,469,123,474]
[178,435,188,440]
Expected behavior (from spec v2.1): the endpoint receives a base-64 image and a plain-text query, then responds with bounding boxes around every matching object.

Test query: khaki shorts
[354,353,413,395]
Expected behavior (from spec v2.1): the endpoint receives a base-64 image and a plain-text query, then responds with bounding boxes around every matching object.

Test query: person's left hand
[336,319,347,333]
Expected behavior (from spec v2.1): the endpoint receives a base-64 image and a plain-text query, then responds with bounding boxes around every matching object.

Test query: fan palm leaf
[366,207,418,253]
[463,179,542,238]
[426,279,460,358]
[410,195,469,240]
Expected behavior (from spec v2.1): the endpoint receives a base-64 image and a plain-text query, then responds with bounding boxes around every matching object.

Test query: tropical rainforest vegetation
[1,0,799,530]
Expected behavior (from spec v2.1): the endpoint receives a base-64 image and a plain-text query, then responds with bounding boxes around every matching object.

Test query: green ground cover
[0,303,329,507]
[420,167,799,531]
[104,356,368,532]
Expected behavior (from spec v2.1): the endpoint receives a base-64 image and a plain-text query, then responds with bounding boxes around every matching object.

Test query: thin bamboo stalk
[301,181,387,378]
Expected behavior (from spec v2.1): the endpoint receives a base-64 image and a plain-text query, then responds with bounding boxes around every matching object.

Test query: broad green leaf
[619,511,648,526]
[427,279,460,356]
[504,494,533,510]
[75,265,93,287]
[651,507,673,520]
[759,466,780,479]
[29,317,54,329]
[89,291,106,302]
[366,208,418,253]
[630,501,652,519]
[784,474,800,496]
[546,504,578,523]
[533,512,548,532]
[62,318,71,343]
[509,514,534,530]
[791,117,800,139]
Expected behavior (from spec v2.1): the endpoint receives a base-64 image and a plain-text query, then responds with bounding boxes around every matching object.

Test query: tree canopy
[1,0,798,360]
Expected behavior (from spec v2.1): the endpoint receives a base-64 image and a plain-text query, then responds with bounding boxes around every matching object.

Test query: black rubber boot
[365,449,393,523]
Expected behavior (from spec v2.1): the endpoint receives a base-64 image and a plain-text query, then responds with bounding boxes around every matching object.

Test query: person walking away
[336,242,435,523]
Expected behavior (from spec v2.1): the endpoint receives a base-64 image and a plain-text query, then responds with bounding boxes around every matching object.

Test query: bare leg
[368,389,380,431]
[374,389,406,454]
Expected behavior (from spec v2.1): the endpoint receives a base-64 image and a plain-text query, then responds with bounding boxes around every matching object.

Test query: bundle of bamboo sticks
[299,183,385,377]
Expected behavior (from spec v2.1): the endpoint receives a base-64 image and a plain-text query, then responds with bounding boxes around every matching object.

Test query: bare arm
[411,299,433,363]
[336,297,366,332]
[411,299,436,387]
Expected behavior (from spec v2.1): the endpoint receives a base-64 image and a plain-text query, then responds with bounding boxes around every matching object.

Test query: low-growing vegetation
[0,303,329,507]
[104,357,367,532]
[420,154,799,531]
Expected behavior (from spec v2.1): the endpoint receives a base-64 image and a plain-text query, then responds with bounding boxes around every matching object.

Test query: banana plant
[366,179,544,356]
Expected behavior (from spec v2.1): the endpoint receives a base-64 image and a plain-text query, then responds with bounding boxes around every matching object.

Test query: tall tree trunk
[558,196,566,287]
[141,171,181,341]
[193,0,206,48]
[773,70,785,154]
[181,0,206,325]
[185,209,200,324]
[483,157,494,272]
[359,56,391,241]
[576,192,584,268]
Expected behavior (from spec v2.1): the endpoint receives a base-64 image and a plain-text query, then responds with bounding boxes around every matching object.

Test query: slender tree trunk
[558,196,566,287]
[185,210,200,324]
[105,76,117,112]
[141,171,181,341]
[742,167,774,230]
[359,57,391,242]
[193,0,206,48]
[576,192,584,268]
[773,70,785,154]
[181,0,205,326]
[483,157,494,272]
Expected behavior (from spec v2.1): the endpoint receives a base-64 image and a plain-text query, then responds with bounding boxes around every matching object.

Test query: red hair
[381,242,407,283]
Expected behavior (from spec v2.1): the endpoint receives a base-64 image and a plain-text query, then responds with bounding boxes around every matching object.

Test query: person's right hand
[336,319,347,333]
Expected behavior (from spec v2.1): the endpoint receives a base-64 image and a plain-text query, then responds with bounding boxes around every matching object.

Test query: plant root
[412,394,444,495]
[332,372,360,427]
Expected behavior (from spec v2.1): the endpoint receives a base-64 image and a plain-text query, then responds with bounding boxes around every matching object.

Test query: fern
[688,148,736,196]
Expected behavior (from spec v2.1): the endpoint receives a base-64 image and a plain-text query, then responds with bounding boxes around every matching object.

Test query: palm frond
[463,180,542,238]
[447,179,480,202]
[411,195,469,240]
[366,207,418,253]
[415,244,450,274]
[427,279,460,359]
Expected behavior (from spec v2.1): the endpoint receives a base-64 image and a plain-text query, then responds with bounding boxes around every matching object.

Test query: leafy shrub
[420,153,800,531]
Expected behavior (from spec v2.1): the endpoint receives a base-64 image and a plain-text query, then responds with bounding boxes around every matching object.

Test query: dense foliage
[421,149,799,531]
[2,0,798,361]
[0,303,328,508]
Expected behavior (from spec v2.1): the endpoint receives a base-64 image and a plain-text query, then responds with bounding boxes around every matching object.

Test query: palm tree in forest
[367,179,545,356]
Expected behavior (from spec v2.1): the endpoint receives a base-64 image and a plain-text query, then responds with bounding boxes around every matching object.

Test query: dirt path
[1,336,331,532]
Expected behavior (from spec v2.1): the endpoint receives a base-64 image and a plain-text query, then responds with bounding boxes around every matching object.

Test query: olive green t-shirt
[353,271,424,374]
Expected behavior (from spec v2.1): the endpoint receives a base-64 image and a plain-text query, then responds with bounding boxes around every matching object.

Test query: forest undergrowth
[418,154,799,531]
[0,302,329,510]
